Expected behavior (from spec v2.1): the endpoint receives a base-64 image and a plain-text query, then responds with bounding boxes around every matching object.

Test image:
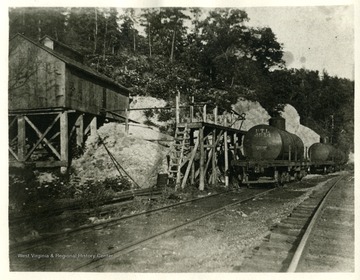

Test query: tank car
[308,140,346,173]
[232,117,308,185]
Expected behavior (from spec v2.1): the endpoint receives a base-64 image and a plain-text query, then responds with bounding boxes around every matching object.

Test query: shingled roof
[10,33,131,95]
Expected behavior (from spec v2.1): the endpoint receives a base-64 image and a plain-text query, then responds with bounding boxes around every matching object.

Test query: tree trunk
[94,8,98,54]
[170,29,176,62]
[148,23,152,57]
[103,19,107,59]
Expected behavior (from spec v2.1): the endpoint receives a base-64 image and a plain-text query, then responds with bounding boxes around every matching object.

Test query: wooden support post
[175,95,180,125]
[214,106,218,124]
[60,111,69,173]
[76,114,84,147]
[125,108,129,134]
[211,129,217,184]
[181,138,200,189]
[233,134,238,160]
[17,115,26,161]
[224,118,229,187]
[199,126,205,191]
[203,104,207,122]
[90,116,97,136]
[190,96,194,123]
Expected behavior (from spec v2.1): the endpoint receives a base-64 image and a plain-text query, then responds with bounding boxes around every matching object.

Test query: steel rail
[10,189,238,253]
[286,175,345,272]
[74,188,275,271]
[9,187,162,225]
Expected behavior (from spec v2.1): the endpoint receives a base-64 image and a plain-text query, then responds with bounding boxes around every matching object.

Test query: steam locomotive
[232,117,346,186]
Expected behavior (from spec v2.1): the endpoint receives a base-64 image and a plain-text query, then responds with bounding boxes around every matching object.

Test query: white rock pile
[71,122,169,188]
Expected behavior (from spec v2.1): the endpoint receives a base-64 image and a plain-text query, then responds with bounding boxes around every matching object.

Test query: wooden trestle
[9,108,101,171]
[168,121,246,190]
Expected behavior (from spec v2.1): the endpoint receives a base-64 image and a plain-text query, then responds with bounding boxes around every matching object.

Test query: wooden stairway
[168,124,191,188]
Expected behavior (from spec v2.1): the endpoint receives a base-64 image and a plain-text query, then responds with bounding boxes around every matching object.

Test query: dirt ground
[97,174,343,272]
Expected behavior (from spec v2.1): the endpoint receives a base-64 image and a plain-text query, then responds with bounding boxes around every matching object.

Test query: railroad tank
[308,143,345,163]
[243,117,305,161]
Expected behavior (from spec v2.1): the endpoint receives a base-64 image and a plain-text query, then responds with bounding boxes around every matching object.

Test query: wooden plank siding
[9,34,130,121]
[9,37,66,110]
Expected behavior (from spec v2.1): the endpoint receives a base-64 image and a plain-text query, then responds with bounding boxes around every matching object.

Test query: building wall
[9,36,129,120]
[65,67,129,119]
[9,37,66,110]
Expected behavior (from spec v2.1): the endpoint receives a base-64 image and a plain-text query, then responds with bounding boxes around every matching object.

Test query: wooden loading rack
[167,95,247,190]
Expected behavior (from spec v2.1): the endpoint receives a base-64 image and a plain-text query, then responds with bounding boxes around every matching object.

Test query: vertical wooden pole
[175,95,180,125]
[211,129,217,184]
[190,96,194,123]
[190,130,195,185]
[125,108,129,134]
[76,114,84,147]
[214,106,218,125]
[203,104,207,122]
[17,115,26,161]
[233,134,238,160]
[224,117,229,187]
[199,126,205,191]
[60,111,69,173]
[90,116,97,136]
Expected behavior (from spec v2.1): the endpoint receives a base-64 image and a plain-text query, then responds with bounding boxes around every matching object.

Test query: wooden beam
[212,129,217,184]
[190,129,195,184]
[190,96,194,122]
[213,106,218,125]
[90,116,97,136]
[9,116,17,129]
[8,147,19,161]
[199,126,205,191]
[224,117,229,187]
[49,132,60,142]
[203,104,207,122]
[24,114,61,161]
[17,115,25,161]
[9,160,68,168]
[76,114,84,147]
[60,111,69,173]
[180,138,200,189]
[175,95,180,125]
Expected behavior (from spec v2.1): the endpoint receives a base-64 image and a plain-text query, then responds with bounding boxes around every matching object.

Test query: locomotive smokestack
[269,116,286,130]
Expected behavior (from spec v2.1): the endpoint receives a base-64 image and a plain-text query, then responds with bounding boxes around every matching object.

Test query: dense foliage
[9,7,354,154]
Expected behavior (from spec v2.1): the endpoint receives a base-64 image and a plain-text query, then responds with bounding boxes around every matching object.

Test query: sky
[244,5,354,80]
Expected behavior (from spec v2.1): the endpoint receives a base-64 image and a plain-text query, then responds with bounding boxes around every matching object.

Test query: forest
[8,7,354,155]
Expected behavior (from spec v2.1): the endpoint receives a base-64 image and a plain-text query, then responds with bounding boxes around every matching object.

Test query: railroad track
[9,187,162,225]
[10,187,275,271]
[239,174,354,272]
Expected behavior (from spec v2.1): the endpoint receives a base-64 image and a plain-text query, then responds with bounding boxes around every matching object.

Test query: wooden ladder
[168,124,190,188]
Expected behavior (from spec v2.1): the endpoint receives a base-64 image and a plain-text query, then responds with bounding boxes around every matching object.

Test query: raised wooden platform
[178,121,246,135]
[170,121,247,191]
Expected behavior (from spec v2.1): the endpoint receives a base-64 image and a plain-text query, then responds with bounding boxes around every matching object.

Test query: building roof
[10,33,131,95]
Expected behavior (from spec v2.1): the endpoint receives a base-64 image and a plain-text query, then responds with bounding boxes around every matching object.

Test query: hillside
[9,7,354,157]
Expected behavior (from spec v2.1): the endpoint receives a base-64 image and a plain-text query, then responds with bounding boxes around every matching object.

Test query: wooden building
[9,34,131,170]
